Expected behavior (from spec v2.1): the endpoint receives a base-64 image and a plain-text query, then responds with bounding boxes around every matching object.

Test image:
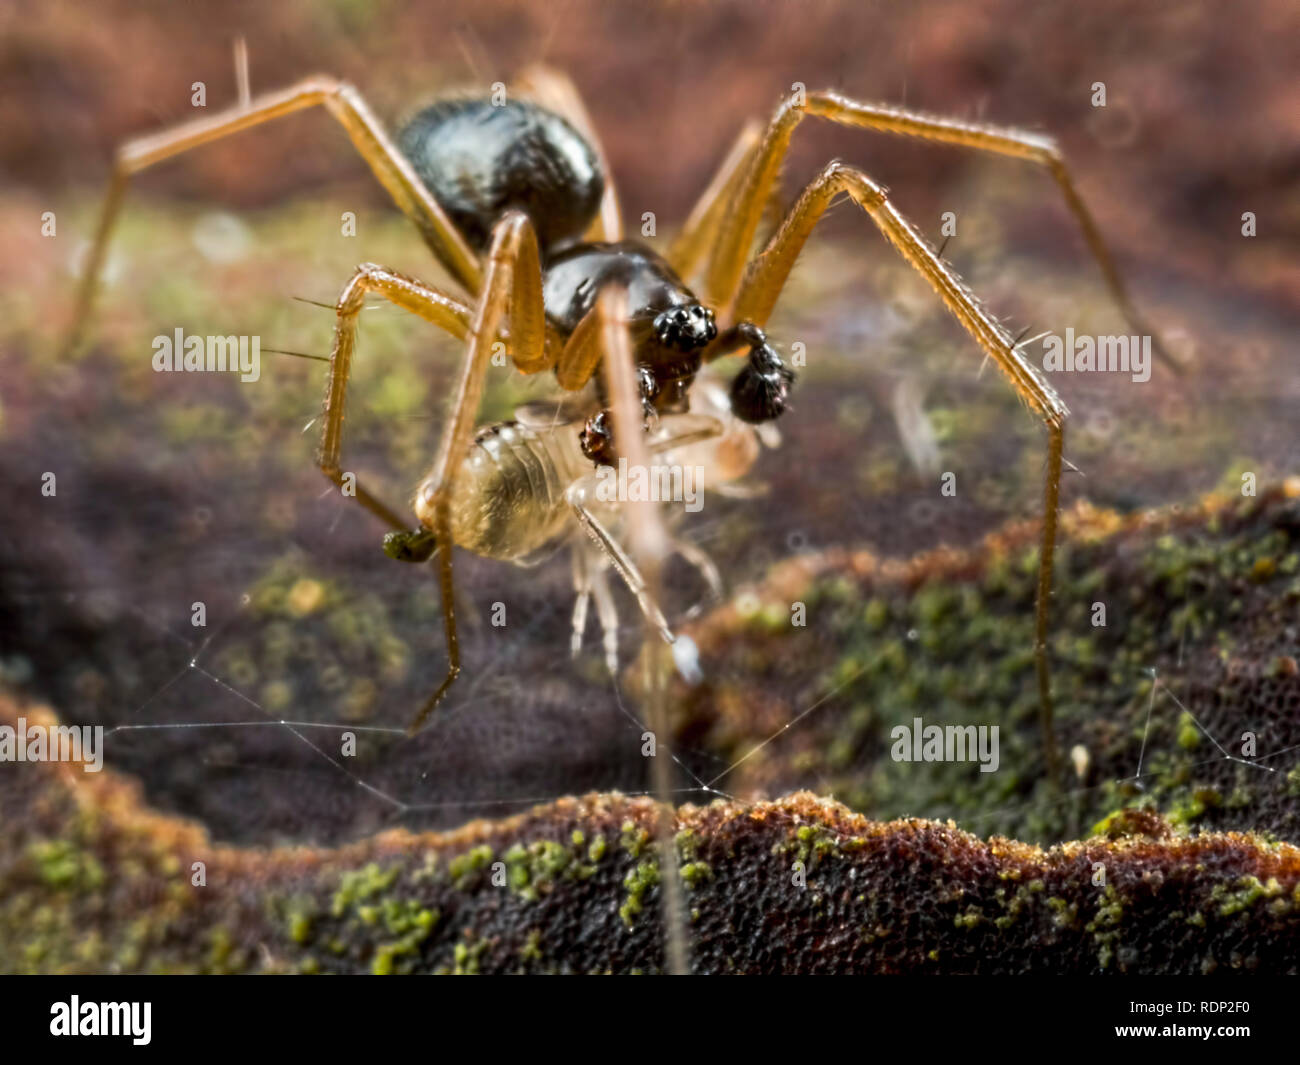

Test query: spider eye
[653,303,717,351]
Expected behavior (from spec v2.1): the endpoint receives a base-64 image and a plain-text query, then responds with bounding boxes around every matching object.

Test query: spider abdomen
[397,98,603,257]
[437,420,586,561]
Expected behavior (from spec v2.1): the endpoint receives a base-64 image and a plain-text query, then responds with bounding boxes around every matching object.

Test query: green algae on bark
[3,696,1300,974]
[667,482,1300,846]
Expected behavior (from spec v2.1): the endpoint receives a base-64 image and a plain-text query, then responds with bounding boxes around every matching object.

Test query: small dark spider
[65,63,1166,778]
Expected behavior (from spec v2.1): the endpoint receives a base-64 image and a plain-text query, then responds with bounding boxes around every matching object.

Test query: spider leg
[64,76,482,357]
[719,161,1067,785]
[514,64,622,241]
[553,304,606,391]
[703,91,1172,368]
[402,211,548,734]
[593,285,689,975]
[666,119,763,282]
[318,263,477,530]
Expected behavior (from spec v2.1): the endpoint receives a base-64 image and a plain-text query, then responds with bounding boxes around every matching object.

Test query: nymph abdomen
[428,420,587,561]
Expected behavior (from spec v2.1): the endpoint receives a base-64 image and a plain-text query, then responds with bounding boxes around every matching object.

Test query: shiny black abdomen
[398,99,603,256]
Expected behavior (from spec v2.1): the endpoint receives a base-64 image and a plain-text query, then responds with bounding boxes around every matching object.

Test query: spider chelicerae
[65,62,1167,779]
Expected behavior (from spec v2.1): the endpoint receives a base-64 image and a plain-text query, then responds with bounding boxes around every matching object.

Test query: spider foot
[383,528,438,562]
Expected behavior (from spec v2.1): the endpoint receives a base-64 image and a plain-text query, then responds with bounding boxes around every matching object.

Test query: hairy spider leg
[323,212,547,735]
[593,284,689,976]
[552,304,607,390]
[708,158,1069,786]
[411,212,547,732]
[63,76,484,357]
[667,118,763,281]
[702,90,1174,369]
[318,264,477,531]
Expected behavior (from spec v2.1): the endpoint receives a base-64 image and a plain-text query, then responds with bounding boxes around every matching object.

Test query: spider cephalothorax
[536,238,795,464]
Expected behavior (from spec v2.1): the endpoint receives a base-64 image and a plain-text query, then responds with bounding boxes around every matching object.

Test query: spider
[65,63,1167,779]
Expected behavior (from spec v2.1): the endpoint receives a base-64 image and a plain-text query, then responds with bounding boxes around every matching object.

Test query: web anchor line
[91,571,1297,859]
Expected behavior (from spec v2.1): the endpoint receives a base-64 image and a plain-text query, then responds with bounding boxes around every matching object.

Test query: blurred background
[0,0,1296,846]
